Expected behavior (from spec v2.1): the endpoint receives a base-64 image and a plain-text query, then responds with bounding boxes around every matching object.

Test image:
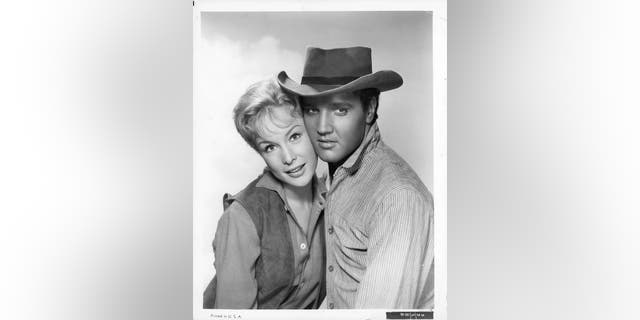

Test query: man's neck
[327,162,340,178]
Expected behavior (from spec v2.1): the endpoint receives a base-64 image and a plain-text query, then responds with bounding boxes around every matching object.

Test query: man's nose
[317,110,333,135]
[281,146,296,165]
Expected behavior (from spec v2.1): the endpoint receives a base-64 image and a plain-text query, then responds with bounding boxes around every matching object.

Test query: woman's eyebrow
[285,124,301,136]
[256,139,272,146]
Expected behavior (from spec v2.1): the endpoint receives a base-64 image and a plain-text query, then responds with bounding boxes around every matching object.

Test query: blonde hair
[233,78,301,151]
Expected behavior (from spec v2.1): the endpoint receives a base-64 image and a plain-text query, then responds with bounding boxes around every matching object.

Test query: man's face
[300,91,372,166]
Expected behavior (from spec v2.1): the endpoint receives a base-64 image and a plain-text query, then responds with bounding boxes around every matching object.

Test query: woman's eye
[263,145,275,153]
[289,133,301,141]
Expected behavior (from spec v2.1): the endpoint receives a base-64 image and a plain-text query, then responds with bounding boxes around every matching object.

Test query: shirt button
[328,265,334,272]
[328,226,334,234]
[300,243,307,250]
[328,302,334,309]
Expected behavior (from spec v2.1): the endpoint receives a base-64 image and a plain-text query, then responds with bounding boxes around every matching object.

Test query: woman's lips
[286,163,306,177]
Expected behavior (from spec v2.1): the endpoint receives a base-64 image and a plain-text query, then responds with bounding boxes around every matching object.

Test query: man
[278,46,434,309]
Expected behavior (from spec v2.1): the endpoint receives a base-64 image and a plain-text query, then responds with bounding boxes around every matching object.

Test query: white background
[1,0,639,320]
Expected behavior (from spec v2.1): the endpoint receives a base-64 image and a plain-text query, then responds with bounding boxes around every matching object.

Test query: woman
[203,78,326,309]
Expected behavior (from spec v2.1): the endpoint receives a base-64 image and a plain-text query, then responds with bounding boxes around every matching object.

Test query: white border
[193,1,447,319]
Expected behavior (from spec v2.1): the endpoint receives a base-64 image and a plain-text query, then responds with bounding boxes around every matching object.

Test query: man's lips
[317,138,337,149]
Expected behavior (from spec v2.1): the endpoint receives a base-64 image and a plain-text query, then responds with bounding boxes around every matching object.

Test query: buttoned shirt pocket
[330,214,368,274]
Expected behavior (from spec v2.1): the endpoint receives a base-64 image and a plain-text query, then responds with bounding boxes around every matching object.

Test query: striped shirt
[324,123,434,309]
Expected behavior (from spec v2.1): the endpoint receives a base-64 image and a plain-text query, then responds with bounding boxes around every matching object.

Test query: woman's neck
[283,181,314,206]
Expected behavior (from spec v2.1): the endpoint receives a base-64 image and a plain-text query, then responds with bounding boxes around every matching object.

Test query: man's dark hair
[355,88,381,123]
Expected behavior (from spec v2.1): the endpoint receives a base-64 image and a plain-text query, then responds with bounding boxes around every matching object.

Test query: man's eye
[289,133,301,141]
[336,108,348,115]
[304,107,319,114]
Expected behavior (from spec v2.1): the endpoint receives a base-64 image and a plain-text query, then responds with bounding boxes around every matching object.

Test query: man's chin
[316,150,345,164]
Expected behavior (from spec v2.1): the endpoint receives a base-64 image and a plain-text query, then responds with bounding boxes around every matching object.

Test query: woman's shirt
[212,171,326,309]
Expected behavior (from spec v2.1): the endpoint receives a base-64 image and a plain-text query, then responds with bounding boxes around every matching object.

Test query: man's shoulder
[364,142,426,186]
[360,142,433,203]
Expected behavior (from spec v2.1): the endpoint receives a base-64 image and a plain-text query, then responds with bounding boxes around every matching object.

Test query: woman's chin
[280,172,314,188]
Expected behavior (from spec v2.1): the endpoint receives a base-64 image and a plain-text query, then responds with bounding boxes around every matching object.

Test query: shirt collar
[339,122,382,175]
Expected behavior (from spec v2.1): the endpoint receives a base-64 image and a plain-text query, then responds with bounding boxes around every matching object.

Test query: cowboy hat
[277,46,403,97]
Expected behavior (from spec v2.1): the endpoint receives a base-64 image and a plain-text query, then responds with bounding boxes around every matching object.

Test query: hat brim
[277,70,403,97]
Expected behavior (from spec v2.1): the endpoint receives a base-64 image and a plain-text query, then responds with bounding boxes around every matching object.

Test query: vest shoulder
[229,174,285,221]
[230,174,275,202]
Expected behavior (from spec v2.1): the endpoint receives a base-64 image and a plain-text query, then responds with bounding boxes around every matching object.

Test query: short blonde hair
[233,78,301,151]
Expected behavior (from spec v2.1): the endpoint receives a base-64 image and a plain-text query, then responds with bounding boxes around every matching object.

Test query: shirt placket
[284,205,309,292]
[325,167,349,309]
[286,193,326,305]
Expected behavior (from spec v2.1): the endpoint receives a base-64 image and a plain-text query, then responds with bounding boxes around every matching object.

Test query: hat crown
[301,47,373,85]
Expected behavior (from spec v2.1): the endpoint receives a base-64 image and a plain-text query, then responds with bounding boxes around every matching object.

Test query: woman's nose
[281,146,296,165]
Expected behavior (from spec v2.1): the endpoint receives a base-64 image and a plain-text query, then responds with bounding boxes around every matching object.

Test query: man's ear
[365,96,378,124]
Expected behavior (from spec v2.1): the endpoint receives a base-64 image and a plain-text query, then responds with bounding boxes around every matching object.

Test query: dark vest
[203,174,295,309]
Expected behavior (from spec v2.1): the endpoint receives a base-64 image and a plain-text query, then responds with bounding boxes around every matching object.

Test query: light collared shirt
[212,170,327,309]
[324,123,434,309]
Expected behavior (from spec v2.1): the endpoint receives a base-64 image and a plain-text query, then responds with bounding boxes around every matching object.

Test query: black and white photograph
[7,1,640,320]
[194,1,447,319]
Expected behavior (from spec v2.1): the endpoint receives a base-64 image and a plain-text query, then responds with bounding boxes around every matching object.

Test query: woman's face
[254,106,318,188]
